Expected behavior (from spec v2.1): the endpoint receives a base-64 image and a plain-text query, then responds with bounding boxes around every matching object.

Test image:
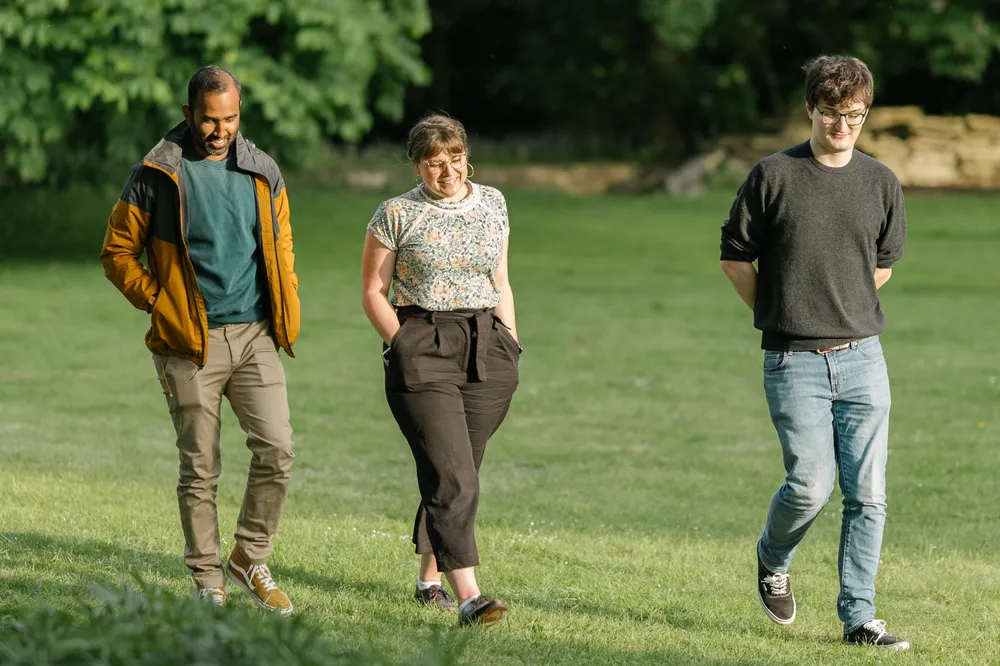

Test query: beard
[194,132,232,157]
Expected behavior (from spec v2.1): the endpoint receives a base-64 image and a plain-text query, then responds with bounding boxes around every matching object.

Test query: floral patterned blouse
[367,182,510,311]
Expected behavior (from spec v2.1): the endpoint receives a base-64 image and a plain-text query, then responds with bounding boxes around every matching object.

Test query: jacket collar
[142,122,267,180]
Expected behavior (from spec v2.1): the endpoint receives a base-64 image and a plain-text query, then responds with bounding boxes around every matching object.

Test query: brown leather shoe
[414,584,455,611]
[458,595,508,627]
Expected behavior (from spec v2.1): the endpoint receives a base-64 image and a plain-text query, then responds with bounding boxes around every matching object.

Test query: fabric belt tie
[395,306,497,382]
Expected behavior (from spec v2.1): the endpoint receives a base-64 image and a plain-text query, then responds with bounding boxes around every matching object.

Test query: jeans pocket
[763,350,787,372]
[856,337,884,359]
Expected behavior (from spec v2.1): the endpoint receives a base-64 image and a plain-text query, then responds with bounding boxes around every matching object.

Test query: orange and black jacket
[101,123,300,366]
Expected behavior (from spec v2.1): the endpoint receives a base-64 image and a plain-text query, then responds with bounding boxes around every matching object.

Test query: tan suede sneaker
[225,547,293,615]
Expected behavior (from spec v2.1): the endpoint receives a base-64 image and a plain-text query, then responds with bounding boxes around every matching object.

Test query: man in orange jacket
[101,66,300,614]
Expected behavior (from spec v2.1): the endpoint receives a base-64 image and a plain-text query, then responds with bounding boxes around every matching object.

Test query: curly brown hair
[803,55,874,109]
[406,113,470,163]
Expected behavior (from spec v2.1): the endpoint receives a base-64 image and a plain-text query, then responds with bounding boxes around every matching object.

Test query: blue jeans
[757,336,891,632]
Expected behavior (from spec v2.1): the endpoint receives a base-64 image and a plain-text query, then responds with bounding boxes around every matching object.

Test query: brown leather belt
[815,342,854,354]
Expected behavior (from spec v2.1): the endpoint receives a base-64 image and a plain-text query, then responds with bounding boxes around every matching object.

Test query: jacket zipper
[146,162,208,368]
[253,176,292,357]
[269,192,292,356]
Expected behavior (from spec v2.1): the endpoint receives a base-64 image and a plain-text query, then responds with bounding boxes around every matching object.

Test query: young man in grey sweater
[720,55,909,651]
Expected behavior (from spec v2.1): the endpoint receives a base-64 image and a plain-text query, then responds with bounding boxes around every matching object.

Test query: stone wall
[336,108,1000,195]
[343,161,659,196]
[474,163,649,196]
[720,107,1000,189]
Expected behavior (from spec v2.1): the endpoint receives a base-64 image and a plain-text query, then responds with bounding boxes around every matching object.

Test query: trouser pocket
[385,315,466,390]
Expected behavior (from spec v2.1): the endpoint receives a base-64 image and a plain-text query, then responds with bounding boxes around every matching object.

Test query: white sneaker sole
[757,587,796,625]
[191,590,226,608]
[226,566,294,616]
[847,638,911,651]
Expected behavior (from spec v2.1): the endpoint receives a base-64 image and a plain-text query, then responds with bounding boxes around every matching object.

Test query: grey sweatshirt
[720,141,907,351]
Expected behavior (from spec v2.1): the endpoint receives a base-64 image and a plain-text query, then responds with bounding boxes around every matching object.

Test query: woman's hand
[361,232,401,344]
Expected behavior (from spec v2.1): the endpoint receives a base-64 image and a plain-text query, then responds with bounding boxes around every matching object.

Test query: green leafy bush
[0,581,396,665]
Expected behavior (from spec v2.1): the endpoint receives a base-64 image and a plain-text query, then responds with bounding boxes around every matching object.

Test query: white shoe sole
[226,566,294,616]
[757,587,796,625]
[846,638,910,651]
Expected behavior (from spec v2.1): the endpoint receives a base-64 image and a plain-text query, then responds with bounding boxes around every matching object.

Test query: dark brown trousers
[384,306,519,572]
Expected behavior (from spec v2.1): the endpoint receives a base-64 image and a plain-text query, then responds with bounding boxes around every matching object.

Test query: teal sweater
[181,148,269,328]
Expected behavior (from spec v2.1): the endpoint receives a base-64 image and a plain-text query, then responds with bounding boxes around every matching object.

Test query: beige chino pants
[153,321,294,588]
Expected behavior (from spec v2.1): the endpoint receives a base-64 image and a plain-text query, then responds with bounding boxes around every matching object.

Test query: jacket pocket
[148,289,194,356]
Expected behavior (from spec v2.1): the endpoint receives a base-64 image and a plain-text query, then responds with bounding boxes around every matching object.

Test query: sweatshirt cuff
[720,246,757,263]
[876,254,901,269]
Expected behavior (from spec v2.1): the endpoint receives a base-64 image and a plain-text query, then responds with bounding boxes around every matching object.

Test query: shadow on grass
[515,589,700,629]
[0,531,810,665]
[0,185,115,263]
[275,562,404,605]
[0,576,84,623]
[0,530,405,613]
[0,531,182,596]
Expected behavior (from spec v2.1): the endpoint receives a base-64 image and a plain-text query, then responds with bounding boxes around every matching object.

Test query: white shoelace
[197,588,225,605]
[862,618,887,639]
[765,572,789,596]
[248,564,278,593]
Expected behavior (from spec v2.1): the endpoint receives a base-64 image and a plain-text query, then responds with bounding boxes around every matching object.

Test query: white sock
[416,576,441,591]
[458,595,480,614]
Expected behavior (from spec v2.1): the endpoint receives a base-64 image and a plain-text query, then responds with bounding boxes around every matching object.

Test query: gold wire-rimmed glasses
[423,154,468,173]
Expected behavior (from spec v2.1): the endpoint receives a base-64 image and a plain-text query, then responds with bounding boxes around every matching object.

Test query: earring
[467,163,475,179]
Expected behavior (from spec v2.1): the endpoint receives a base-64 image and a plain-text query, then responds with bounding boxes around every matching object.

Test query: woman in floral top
[361,114,520,627]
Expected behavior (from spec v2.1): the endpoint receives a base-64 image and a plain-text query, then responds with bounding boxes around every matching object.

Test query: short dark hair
[187,66,242,111]
[406,112,469,163]
[803,55,874,109]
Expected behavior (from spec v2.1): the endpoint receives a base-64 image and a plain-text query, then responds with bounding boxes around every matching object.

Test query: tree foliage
[2,0,997,182]
[407,0,1000,158]
[0,0,431,185]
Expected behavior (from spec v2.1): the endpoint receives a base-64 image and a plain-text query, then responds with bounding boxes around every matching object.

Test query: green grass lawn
[1,183,999,664]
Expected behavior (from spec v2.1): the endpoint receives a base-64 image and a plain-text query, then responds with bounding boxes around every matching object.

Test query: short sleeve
[876,177,906,268]
[498,191,510,237]
[481,186,510,237]
[720,164,767,262]
[366,201,397,251]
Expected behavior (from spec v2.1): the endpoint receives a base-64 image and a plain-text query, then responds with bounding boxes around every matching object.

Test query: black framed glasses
[819,107,869,127]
